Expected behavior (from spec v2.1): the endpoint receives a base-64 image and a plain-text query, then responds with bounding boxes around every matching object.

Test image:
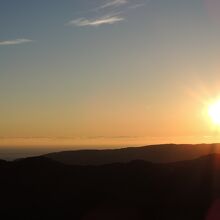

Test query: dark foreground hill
[45,143,220,165]
[1,154,220,219]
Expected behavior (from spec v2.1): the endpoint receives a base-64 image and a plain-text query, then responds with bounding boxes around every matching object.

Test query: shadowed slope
[1,154,220,219]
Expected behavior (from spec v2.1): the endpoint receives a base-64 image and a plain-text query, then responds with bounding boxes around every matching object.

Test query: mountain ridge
[44,143,220,165]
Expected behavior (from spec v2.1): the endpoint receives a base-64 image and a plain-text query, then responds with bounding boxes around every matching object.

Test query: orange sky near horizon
[2,0,220,148]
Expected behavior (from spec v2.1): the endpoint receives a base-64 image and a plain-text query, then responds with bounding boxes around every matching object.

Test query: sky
[1,0,220,149]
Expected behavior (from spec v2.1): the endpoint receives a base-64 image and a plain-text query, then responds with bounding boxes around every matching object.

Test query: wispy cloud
[99,0,128,9]
[67,0,145,28]
[0,39,33,46]
[68,14,124,27]
[128,2,146,9]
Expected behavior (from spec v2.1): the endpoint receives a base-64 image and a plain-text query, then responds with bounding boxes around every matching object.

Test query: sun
[208,100,220,125]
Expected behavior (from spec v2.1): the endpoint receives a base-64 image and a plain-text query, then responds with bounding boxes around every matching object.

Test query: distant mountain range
[44,143,220,165]
[1,153,220,219]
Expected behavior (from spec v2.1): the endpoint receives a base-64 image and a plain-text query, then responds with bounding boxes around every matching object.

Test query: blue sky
[1,0,220,147]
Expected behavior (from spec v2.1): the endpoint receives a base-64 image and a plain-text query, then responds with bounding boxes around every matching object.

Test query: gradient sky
[1,0,220,148]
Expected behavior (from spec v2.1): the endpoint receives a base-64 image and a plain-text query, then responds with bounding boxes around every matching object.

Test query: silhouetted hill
[14,155,65,167]
[45,143,220,165]
[1,154,220,219]
[0,159,7,165]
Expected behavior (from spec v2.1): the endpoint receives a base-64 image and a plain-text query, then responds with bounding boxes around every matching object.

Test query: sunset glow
[1,0,220,148]
[208,100,220,125]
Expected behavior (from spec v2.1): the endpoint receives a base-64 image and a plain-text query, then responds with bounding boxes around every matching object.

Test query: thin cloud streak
[128,2,146,9]
[0,39,33,46]
[67,0,145,28]
[99,0,128,9]
[68,15,124,27]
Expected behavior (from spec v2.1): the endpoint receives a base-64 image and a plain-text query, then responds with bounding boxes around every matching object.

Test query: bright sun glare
[208,100,220,125]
